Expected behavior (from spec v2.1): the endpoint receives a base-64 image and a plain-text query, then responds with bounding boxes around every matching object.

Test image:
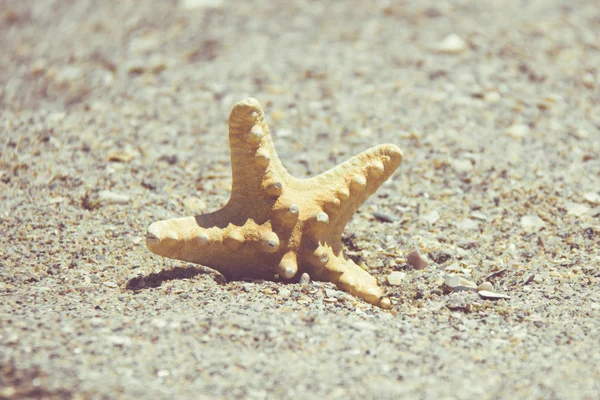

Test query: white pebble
[452,159,473,173]
[435,34,467,54]
[564,202,590,217]
[458,219,480,231]
[520,215,545,233]
[299,272,310,286]
[387,271,406,286]
[98,190,130,205]
[184,197,206,212]
[506,124,530,138]
[421,210,440,225]
[583,192,600,205]
[181,0,223,9]
[444,274,460,288]
[470,211,487,221]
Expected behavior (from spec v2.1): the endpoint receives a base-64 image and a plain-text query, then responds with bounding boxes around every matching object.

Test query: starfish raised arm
[227,98,292,216]
[146,98,404,308]
[307,143,403,241]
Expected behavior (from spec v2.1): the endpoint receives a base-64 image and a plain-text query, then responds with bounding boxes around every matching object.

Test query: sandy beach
[1,0,599,398]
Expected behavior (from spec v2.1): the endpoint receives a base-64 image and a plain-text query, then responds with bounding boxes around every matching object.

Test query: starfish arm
[307,144,403,236]
[146,214,284,279]
[227,98,292,206]
[304,245,390,307]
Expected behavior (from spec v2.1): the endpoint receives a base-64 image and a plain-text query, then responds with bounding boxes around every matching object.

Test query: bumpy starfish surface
[146,98,403,308]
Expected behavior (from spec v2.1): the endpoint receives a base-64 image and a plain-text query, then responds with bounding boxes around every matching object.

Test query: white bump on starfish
[337,187,350,201]
[255,148,270,166]
[260,231,280,253]
[316,211,329,224]
[275,201,300,224]
[313,247,329,264]
[264,181,283,197]
[278,252,298,279]
[249,125,265,144]
[322,198,341,214]
[146,98,403,308]
[224,228,245,249]
[350,174,367,192]
[197,231,209,245]
[369,160,385,178]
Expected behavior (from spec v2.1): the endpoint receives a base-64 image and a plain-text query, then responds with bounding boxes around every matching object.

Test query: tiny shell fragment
[459,277,477,288]
[181,0,223,9]
[107,150,135,163]
[477,281,494,291]
[83,189,130,209]
[372,211,394,222]
[478,290,510,300]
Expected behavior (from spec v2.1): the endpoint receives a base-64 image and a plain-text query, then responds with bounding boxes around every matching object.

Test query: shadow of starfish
[125,265,227,291]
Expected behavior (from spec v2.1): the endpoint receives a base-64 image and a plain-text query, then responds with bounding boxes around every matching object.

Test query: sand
[1,0,599,398]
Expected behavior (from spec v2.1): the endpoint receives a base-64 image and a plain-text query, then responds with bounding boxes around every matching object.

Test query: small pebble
[582,73,596,88]
[372,211,394,223]
[458,219,480,231]
[299,272,310,286]
[434,34,467,54]
[407,251,428,270]
[107,150,136,163]
[184,197,206,212]
[506,124,530,138]
[444,274,460,288]
[107,335,132,346]
[181,0,223,9]
[564,202,590,217]
[477,281,494,291]
[452,159,473,173]
[484,91,501,103]
[524,274,536,285]
[470,211,487,221]
[444,274,477,291]
[583,192,600,205]
[157,369,170,378]
[379,297,392,309]
[151,318,168,329]
[421,210,440,225]
[386,271,406,286]
[520,215,545,233]
[98,191,130,204]
[83,189,130,209]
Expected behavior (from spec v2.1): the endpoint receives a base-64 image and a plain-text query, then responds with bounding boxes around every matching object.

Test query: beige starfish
[146,98,403,308]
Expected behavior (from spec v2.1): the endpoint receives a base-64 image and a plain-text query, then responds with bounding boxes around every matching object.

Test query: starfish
[146,98,403,308]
